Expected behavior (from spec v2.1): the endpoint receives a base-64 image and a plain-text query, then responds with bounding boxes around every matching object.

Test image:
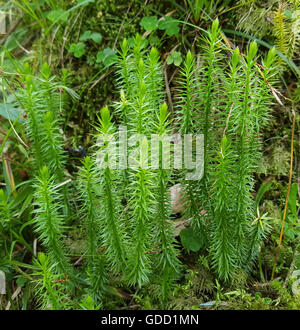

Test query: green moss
[271,280,300,309]
[258,145,290,177]
[25,0,173,146]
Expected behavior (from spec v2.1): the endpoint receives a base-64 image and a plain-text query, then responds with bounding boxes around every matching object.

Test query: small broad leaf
[68,43,86,58]
[16,276,27,288]
[47,9,69,23]
[166,51,182,66]
[96,48,117,67]
[283,10,292,19]
[158,17,180,36]
[90,32,102,43]
[166,55,173,65]
[80,31,102,43]
[79,30,92,41]
[263,297,273,305]
[180,227,204,252]
[140,16,158,31]
[96,51,104,63]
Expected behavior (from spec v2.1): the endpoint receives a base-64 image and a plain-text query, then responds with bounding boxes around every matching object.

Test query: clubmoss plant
[33,166,74,279]
[32,252,71,310]
[126,137,154,287]
[78,156,107,300]
[95,107,127,274]
[153,103,182,301]
[16,64,77,216]
[3,20,279,307]
[210,136,237,281]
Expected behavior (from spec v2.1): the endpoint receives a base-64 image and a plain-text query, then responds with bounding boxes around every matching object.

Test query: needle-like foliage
[78,156,107,300]
[33,166,74,279]
[153,103,182,301]
[125,138,154,287]
[32,253,71,310]
[173,21,277,281]
[16,64,77,216]
[95,107,127,274]
[6,20,278,307]
[210,136,237,280]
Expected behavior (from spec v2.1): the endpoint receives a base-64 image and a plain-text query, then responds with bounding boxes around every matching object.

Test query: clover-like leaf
[158,17,180,36]
[96,48,117,67]
[79,30,92,41]
[80,31,102,44]
[166,51,182,66]
[90,32,102,44]
[68,42,86,58]
[140,16,159,31]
